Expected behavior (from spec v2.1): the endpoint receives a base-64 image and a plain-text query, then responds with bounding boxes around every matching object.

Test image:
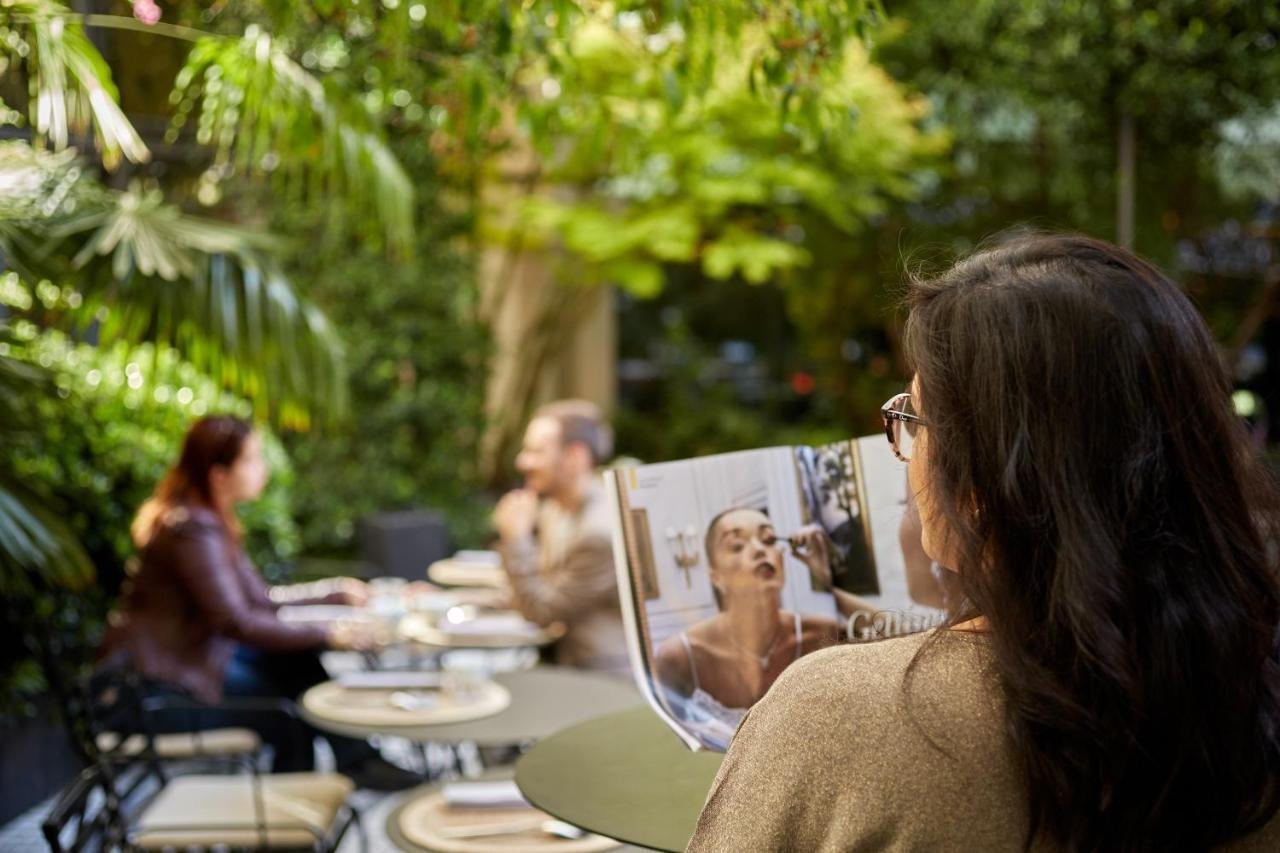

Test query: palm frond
[48,182,279,281]
[171,29,414,255]
[2,0,149,168]
[0,324,94,591]
[77,256,348,430]
[0,140,346,429]
[0,480,95,593]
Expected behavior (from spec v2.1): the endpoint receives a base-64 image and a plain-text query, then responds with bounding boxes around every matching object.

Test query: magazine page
[798,437,949,637]
[605,436,946,752]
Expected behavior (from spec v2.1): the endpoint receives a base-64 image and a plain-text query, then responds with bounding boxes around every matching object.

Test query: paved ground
[0,785,403,852]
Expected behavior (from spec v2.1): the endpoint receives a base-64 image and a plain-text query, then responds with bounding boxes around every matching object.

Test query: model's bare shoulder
[653,632,693,696]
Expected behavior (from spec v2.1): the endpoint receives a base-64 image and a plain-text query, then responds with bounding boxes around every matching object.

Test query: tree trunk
[1116,108,1135,249]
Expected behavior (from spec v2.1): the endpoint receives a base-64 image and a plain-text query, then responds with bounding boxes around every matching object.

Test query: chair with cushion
[95,726,261,761]
[68,664,272,772]
[42,758,363,852]
[45,663,366,851]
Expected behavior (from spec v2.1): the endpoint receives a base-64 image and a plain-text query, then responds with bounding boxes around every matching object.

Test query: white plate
[398,789,619,853]
[399,613,563,649]
[337,671,445,690]
[428,559,508,589]
[302,678,510,727]
[277,605,374,625]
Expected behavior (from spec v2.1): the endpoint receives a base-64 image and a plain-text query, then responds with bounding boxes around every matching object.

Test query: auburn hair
[131,416,253,548]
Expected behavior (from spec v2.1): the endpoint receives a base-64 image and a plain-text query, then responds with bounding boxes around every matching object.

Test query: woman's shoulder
[654,628,691,664]
[693,631,1016,852]
[141,504,229,562]
[761,629,997,733]
[151,504,222,537]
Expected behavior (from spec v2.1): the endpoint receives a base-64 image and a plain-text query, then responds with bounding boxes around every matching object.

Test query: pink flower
[133,0,161,25]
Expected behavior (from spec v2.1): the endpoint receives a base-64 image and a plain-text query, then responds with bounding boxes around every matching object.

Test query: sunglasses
[880,392,926,462]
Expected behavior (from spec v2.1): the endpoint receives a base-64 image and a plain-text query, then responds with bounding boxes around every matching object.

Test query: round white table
[301,667,641,746]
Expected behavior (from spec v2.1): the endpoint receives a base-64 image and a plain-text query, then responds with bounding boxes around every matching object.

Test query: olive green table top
[515,707,725,853]
[302,666,642,746]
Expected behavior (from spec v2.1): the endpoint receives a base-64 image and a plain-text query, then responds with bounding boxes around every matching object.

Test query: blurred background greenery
[1,0,1278,725]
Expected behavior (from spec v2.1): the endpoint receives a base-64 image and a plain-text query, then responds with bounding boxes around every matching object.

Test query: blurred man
[492,400,629,676]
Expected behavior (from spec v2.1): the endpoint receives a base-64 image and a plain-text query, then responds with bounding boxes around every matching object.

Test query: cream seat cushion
[97,727,260,758]
[130,772,354,849]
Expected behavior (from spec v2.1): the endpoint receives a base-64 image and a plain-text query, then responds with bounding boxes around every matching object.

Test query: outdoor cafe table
[283,599,561,671]
[397,612,566,651]
[515,707,725,853]
[384,769,649,853]
[299,666,642,746]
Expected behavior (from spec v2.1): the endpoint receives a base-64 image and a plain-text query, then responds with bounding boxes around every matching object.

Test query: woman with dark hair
[688,234,1280,851]
[102,416,414,789]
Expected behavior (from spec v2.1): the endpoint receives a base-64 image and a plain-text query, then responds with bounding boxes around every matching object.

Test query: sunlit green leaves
[0,141,345,430]
[495,14,941,296]
[51,183,279,281]
[1,0,149,168]
[703,229,812,284]
[169,27,414,255]
[0,324,94,593]
[0,482,94,591]
[75,256,347,431]
[0,324,301,593]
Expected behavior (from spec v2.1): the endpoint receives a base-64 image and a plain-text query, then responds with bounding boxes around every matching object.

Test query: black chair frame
[42,757,365,853]
[43,665,366,852]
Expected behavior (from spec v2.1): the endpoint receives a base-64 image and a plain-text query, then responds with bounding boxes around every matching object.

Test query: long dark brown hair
[131,415,253,548]
[903,233,1280,850]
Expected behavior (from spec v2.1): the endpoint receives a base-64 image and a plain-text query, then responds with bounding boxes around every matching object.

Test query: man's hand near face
[494,488,539,543]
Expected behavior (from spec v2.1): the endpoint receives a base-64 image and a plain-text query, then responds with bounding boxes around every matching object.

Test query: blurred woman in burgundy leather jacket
[100,416,410,785]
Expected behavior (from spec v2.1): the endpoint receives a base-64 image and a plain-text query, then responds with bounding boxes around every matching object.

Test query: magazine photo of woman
[652,507,847,749]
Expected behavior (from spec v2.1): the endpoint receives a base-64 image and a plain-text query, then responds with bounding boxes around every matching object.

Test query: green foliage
[168,26,415,255]
[756,0,1280,430]
[0,0,149,167]
[136,0,915,475]
[614,311,850,462]
[876,0,1280,256]
[0,322,93,592]
[889,0,1280,136]
[0,141,346,430]
[278,198,492,556]
[1,320,299,575]
[498,15,944,294]
[1215,104,1280,203]
[162,4,499,556]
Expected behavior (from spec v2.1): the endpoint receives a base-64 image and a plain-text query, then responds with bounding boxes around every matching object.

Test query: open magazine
[604,436,948,752]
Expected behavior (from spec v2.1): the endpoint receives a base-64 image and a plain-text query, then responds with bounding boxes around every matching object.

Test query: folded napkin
[277,605,361,624]
[337,671,444,690]
[443,614,544,638]
[441,780,530,810]
[452,550,501,566]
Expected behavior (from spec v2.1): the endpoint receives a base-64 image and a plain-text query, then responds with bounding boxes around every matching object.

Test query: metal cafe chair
[43,667,365,852]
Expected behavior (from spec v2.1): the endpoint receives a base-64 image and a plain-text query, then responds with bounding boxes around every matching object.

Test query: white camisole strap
[679,631,701,693]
